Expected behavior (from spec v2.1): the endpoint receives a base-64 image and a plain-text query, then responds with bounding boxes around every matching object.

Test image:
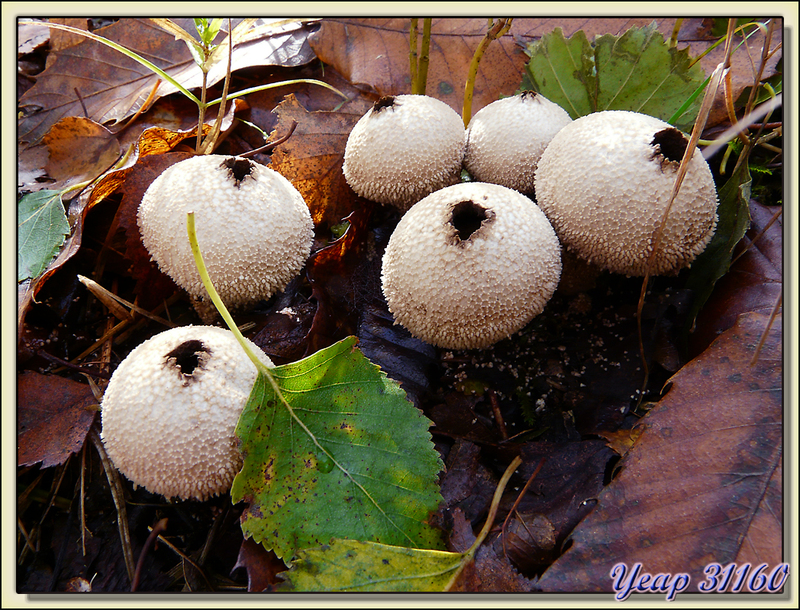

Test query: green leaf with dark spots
[18,190,70,282]
[231,336,445,561]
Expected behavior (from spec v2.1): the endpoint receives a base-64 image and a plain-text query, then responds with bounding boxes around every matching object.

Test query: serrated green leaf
[524,27,594,119]
[525,23,708,129]
[18,190,70,282]
[279,538,465,592]
[231,336,445,561]
[594,22,706,128]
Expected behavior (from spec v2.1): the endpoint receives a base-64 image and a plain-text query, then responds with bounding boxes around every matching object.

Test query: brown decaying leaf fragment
[536,312,782,592]
[17,371,98,468]
[233,538,290,592]
[38,116,120,190]
[268,94,371,228]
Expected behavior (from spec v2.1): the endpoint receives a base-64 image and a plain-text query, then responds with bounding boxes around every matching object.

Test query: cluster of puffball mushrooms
[100,91,719,501]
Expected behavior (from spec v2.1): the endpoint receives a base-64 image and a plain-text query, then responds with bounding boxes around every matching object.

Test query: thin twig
[74,88,89,117]
[90,427,136,585]
[501,458,545,561]
[635,19,735,398]
[488,390,508,440]
[409,19,419,93]
[240,120,298,158]
[417,18,432,95]
[750,293,782,366]
[444,455,522,591]
[729,205,783,266]
[131,518,168,592]
[462,18,512,127]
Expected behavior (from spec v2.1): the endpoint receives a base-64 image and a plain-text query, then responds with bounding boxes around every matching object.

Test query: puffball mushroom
[100,325,274,501]
[464,91,573,194]
[381,182,562,350]
[534,110,719,277]
[343,94,465,211]
[138,155,314,311]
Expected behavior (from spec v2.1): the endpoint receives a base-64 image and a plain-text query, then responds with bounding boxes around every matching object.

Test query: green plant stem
[186,212,265,370]
[462,18,512,128]
[669,18,683,47]
[443,455,522,591]
[417,19,432,95]
[409,19,419,93]
[206,79,348,106]
[199,18,234,154]
[26,21,201,105]
[187,213,411,544]
[196,70,209,153]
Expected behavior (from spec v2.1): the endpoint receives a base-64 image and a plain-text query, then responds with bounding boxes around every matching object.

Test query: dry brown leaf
[18,371,98,468]
[18,18,317,147]
[690,201,782,356]
[16,102,242,331]
[269,94,372,227]
[536,312,782,592]
[42,116,120,189]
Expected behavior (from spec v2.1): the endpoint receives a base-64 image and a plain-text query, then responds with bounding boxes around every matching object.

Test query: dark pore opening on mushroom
[373,95,397,113]
[450,200,494,243]
[520,90,540,103]
[221,157,255,188]
[165,339,210,379]
[650,128,689,166]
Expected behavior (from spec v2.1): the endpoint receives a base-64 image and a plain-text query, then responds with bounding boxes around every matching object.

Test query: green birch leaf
[524,23,707,129]
[523,27,595,119]
[231,336,445,561]
[279,538,465,592]
[18,190,70,282]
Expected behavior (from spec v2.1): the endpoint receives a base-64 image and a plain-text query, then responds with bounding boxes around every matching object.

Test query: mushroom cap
[534,110,719,276]
[343,94,465,211]
[100,325,274,501]
[464,92,572,194]
[138,155,314,310]
[381,182,562,350]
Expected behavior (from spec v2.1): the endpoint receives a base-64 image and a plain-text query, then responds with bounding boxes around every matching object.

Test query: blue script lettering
[610,563,691,601]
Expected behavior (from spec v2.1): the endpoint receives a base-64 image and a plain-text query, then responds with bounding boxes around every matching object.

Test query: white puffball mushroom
[534,110,719,277]
[138,155,314,311]
[381,182,562,350]
[343,94,466,211]
[464,91,573,194]
[100,325,274,501]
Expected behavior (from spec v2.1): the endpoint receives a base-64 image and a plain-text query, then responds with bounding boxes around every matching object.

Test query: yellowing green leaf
[279,538,466,592]
[18,190,69,282]
[231,336,445,561]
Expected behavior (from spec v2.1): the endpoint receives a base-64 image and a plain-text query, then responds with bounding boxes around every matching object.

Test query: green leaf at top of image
[525,22,708,130]
[279,538,465,592]
[18,190,70,282]
[231,336,445,562]
[522,27,594,119]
